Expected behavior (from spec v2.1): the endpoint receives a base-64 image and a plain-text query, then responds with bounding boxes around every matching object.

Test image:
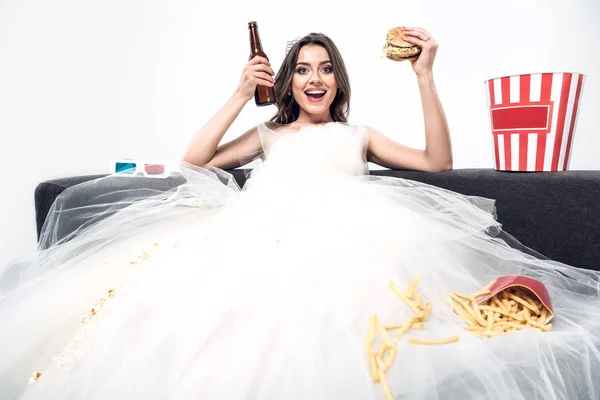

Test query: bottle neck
[249,28,264,53]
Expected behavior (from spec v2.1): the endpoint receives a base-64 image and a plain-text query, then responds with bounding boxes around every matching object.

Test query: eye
[296,67,308,74]
[322,66,333,73]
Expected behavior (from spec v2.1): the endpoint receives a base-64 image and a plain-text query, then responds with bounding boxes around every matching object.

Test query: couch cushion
[370,169,600,272]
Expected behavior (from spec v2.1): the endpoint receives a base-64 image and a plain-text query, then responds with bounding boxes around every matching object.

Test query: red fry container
[476,275,554,323]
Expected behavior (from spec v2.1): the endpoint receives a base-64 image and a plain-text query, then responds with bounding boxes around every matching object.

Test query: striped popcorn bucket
[484,72,585,171]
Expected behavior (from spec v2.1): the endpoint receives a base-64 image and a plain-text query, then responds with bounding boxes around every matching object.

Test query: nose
[309,71,323,85]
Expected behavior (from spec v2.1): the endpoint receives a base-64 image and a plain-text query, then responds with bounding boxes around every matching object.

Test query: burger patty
[383,44,420,58]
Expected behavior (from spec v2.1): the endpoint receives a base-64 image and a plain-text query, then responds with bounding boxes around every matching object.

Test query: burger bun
[382,26,422,62]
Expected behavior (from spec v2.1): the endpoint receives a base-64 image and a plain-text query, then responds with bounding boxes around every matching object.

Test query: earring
[287,90,292,96]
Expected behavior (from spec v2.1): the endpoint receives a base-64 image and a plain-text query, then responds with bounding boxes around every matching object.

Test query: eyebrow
[295,60,332,67]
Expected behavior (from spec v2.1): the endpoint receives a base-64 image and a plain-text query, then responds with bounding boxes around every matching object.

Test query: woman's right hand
[236,56,276,101]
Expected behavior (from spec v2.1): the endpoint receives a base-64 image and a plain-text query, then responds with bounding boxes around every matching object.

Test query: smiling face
[291,44,338,123]
[270,33,351,126]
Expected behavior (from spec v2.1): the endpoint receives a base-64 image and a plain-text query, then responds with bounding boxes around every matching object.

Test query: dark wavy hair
[270,33,351,125]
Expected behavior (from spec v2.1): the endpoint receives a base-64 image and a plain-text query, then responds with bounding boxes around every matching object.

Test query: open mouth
[305,90,327,102]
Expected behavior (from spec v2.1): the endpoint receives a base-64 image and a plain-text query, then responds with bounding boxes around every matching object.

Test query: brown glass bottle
[248,21,276,106]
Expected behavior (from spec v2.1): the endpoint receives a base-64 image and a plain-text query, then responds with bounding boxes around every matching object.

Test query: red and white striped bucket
[484,72,585,171]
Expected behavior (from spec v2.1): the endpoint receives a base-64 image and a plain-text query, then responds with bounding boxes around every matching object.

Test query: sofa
[34,168,600,272]
[26,167,600,399]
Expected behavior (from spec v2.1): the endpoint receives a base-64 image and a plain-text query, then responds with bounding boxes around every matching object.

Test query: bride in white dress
[1,27,599,400]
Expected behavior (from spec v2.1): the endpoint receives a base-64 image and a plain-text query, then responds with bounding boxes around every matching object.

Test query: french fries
[367,278,553,399]
[450,284,552,338]
[366,277,458,400]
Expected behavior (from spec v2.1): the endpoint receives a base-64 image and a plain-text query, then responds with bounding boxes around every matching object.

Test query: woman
[1,28,599,400]
[182,27,452,173]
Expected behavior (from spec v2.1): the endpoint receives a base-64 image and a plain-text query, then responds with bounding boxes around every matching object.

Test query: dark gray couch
[34,168,600,272]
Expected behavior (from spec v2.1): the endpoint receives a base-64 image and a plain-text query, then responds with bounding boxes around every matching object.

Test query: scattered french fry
[384,323,404,331]
[388,282,425,319]
[367,276,462,399]
[451,291,475,302]
[384,343,397,370]
[405,283,414,299]
[376,349,385,371]
[366,316,379,383]
[376,317,392,346]
[393,320,412,341]
[408,336,459,345]
[377,342,387,361]
[471,280,495,299]
[410,276,420,287]
[378,368,393,400]
[414,291,424,310]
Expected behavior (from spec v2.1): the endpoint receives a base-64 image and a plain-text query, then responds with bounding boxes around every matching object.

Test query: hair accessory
[285,37,302,55]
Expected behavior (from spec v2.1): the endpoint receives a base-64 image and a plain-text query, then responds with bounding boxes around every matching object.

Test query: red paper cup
[476,275,554,323]
[484,72,585,172]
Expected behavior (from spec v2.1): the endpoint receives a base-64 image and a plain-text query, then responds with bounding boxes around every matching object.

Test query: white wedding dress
[1,122,600,399]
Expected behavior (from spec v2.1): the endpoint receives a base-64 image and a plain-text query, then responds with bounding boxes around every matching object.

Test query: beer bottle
[248,21,276,106]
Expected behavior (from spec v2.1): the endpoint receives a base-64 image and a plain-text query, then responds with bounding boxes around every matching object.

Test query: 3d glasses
[110,159,170,178]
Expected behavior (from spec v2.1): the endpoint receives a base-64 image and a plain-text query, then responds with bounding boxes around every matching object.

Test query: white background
[1,0,599,267]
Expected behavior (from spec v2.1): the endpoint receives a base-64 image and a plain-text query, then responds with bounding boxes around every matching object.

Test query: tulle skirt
[1,163,599,400]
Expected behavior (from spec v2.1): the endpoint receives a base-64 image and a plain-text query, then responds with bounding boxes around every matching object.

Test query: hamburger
[382,26,421,62]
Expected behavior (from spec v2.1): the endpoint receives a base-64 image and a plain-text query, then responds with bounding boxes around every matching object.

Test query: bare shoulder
[361,124,383,138]
[204,124,264,170]
[263,121,281,132]
[262,121,299,135]
[354,124,381,146]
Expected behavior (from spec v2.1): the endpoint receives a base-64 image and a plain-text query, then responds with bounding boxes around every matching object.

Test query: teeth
[306,90,326,94]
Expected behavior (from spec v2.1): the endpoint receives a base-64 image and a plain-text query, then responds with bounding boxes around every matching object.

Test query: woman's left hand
[401,27,438,79]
